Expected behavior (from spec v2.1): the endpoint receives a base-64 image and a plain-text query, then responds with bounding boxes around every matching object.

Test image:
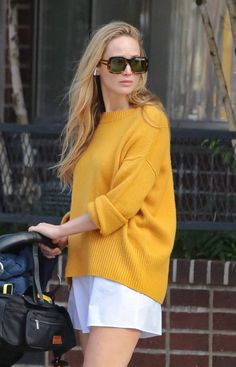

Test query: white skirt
[67,276,162,339]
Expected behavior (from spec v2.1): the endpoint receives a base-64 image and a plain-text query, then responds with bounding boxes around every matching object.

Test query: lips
[119,80,133,85]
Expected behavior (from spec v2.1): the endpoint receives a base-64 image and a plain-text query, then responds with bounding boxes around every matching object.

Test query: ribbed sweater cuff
[88,195,127,236]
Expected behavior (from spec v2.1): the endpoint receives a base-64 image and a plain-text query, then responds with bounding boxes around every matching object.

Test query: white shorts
[67,276,162,339]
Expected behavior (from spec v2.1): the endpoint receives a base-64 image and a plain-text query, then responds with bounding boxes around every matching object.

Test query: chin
[116,87,135,95]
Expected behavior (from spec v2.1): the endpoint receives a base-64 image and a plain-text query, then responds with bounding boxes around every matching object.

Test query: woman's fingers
[52,236,68,249]
[39,243,62,258]
[28,223,67,256]
[28,223,61,240]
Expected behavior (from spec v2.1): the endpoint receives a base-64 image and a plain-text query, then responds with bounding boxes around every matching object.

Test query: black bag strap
[0,296,6,336]
[32,244,44,304]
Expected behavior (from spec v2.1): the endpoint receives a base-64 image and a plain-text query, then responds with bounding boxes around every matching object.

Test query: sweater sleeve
[61,211,70,224]
[88,124,170,236]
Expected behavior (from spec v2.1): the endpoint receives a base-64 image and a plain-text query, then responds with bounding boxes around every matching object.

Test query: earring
[93,68,98,76]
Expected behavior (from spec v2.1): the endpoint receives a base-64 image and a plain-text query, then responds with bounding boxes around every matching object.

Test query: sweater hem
[65,270,166,304]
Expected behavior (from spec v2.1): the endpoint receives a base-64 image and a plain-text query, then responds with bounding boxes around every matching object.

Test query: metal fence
[0,123,235,230]
[172,129,236,230]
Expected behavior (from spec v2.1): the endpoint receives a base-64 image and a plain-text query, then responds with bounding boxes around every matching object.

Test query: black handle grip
[0,231,57,253]
[31,232,58,249]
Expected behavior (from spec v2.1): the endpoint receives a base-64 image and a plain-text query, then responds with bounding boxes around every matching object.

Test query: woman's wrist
[58,213,98,237]
[58,223,68,237]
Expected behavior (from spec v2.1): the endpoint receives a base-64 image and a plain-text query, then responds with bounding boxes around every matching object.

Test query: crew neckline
[100,107,140,124]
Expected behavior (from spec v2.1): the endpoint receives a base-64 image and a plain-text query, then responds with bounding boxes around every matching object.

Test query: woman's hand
[28,223,67,259]
[28,213,97,258]
[29,222,61,240]
[38,243,62,259]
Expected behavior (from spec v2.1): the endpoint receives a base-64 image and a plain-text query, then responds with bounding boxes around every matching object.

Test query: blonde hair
[57,21,163,186]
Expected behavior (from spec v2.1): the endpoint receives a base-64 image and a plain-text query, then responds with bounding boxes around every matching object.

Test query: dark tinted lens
[109,57,126,73]
[130,57,148,73]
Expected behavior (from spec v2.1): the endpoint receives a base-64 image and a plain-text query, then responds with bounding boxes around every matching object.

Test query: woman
[29,21,176,367]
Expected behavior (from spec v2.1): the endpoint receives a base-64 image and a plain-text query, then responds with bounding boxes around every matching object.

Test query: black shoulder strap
[32,244,44,304]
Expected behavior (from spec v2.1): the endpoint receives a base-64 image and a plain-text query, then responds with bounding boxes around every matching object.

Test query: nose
[123,62,133,74]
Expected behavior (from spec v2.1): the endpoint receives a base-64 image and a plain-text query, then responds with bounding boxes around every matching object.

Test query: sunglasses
[100,56,149,74]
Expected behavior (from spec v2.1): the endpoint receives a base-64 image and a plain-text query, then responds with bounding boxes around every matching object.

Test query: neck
[102,89,130,112]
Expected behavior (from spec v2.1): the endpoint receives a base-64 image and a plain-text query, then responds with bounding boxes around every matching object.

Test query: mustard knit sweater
[64,105,176,303]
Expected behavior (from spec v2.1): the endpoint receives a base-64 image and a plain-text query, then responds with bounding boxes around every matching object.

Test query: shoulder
[122,106,170,152]
[120,105,169,150]
[141,105,169,129]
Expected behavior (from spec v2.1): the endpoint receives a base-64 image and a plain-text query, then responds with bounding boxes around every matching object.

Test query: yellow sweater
[64,105,176,303]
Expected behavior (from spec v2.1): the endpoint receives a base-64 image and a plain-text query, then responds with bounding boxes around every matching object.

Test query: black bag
[0,232,76,367]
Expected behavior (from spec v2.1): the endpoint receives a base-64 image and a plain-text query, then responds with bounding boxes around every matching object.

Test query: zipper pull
[35,319,39,330]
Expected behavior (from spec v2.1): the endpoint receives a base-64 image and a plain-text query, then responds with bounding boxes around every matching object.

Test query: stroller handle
[0,231,56,253]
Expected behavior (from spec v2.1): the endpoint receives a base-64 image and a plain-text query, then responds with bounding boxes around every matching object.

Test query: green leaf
[222,152,232,165]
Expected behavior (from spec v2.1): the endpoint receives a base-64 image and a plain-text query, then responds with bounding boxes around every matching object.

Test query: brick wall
[39,258,236,367]
[4,0,33,122]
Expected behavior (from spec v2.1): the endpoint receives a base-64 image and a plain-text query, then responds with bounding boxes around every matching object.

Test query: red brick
[162,310,166,329]
[137,334,165,349]
[170,312,209,330]
[170,288,209,307]
[211,261,224,285]
[228,263,236,286]
[129,352,165,367]
[213,290,236,309]
[162,294,168,307]
[170,354,208,367]
[213,334,236,352]
[213,356,236,367]
[194,260,207,284]
[169,259,173,282]
[175,259,190,283]
[170,333,208,351]
[213,313,236,331]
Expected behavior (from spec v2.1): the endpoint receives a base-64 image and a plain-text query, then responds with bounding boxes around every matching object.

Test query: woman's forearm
[28,213,98,244]
[59,213,98,237]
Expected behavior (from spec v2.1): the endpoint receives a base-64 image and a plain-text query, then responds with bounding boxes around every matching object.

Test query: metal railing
[0,123,235,230]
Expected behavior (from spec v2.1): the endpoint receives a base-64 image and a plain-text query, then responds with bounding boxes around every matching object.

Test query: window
[33,0,154,122]
[34,0,91,122]
[167,0,235,124]
[33,0,234,127]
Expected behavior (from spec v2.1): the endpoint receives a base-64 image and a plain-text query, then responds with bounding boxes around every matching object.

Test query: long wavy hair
[57,21,163,187]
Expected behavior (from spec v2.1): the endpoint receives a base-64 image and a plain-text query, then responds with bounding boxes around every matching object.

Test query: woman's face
[97,36,142,104]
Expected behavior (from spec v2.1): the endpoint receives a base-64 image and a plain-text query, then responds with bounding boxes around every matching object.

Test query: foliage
[201,139,236,172]
[172,230,236,261]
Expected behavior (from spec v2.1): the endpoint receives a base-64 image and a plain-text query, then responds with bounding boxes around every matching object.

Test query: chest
[73,125,126,185]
